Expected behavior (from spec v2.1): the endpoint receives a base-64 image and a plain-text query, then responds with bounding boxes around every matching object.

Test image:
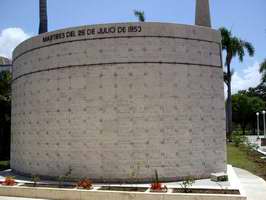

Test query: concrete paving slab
[0,197,49,200]
[234,167,266,200]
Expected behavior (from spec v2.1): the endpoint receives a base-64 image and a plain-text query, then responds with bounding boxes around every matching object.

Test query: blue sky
[0,0,265,93]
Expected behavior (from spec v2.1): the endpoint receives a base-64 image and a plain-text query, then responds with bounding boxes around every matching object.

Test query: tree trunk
[226,63,233,141]
[225,85,229,137]
[241,123,246,135]
[252,120,256,135]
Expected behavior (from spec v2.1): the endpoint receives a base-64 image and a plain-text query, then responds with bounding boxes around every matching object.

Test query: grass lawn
[227,143,266,180]
[0,160,9,171]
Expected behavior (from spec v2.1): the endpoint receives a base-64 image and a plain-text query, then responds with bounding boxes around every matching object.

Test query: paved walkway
[0,198,49,200]
[234,167,266,200]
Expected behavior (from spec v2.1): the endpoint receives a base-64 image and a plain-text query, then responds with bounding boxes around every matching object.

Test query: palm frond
[219,27,232,50]
[134,10,145,22]
[229,37,243,62]
[220,27,255,65]
[260,59,266,73]
[236,46,244,62]
[262,72,266,83]
[243,41,255,57]
[259,59,266,84]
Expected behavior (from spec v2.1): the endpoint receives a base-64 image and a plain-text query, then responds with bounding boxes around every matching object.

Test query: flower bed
[0,185,246,200]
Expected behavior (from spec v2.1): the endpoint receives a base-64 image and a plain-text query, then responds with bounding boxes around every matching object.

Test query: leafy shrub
[232,131,247,147]
[180,177,195,193]
[76,179,93,189]
[31,175,40,187]
[58,167,72,187]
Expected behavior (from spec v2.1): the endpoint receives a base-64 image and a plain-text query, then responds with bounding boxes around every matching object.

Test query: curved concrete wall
[11,22,226,182]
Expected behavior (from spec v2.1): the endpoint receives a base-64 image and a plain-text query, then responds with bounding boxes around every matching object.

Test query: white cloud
[224,62,261,98]
[0,28,30,59]
[227,62,261,95]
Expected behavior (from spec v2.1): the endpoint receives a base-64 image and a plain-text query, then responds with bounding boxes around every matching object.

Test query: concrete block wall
[11,22,226,182]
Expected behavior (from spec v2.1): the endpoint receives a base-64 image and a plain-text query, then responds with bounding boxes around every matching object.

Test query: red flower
[151,182,162,190]
[76,179,92,189]
[2,177,16,186]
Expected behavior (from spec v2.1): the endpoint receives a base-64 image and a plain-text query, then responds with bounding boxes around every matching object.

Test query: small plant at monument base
[58,167,72,187]
[150,170,167,192]
[179,177,195,193]
[216,182,229,194]
[2,176,16,186]
[76,179,93,190]
[31,175,40,187]
[129,161,143,183]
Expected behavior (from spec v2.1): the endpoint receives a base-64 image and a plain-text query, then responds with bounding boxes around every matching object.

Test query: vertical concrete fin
[195,0,212,27]
[39,0,48,34]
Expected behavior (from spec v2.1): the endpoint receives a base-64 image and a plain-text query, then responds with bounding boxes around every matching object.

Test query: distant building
[0,56,12,72]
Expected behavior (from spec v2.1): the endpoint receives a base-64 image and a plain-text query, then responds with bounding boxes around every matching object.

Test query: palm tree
[39,0,48,34]
[134,10,145,22]
[223,70,234,87]
[259,59,266,83]
[220,27,255,141]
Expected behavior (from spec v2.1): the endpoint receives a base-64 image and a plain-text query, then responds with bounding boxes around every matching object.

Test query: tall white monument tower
[195,0,211,27]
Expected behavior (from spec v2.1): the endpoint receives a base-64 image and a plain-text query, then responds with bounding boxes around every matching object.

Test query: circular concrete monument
[11,22,226,182]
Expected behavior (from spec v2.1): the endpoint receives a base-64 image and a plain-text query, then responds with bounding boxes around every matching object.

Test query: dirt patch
[173,188,240,195]
[98,186,148,192]
[23,183,75,189]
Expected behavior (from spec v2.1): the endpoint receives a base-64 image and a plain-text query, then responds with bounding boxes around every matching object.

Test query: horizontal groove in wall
[13,35,220,62]
[12,61,222,82]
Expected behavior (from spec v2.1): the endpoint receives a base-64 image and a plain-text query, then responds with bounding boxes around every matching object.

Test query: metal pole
[263,110,266,138]
[256,112,260,139]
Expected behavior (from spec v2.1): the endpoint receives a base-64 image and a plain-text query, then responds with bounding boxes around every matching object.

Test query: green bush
[232,131,247,147]
[0,160,10,171]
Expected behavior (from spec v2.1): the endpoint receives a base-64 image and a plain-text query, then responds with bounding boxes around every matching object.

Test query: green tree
[0,70,11,160]
[0,71,11,101]
[134,10,145,22]
[232,93,264,135]
[220,27,255,141]
[240,83,266,102]
[259,59,266,83]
